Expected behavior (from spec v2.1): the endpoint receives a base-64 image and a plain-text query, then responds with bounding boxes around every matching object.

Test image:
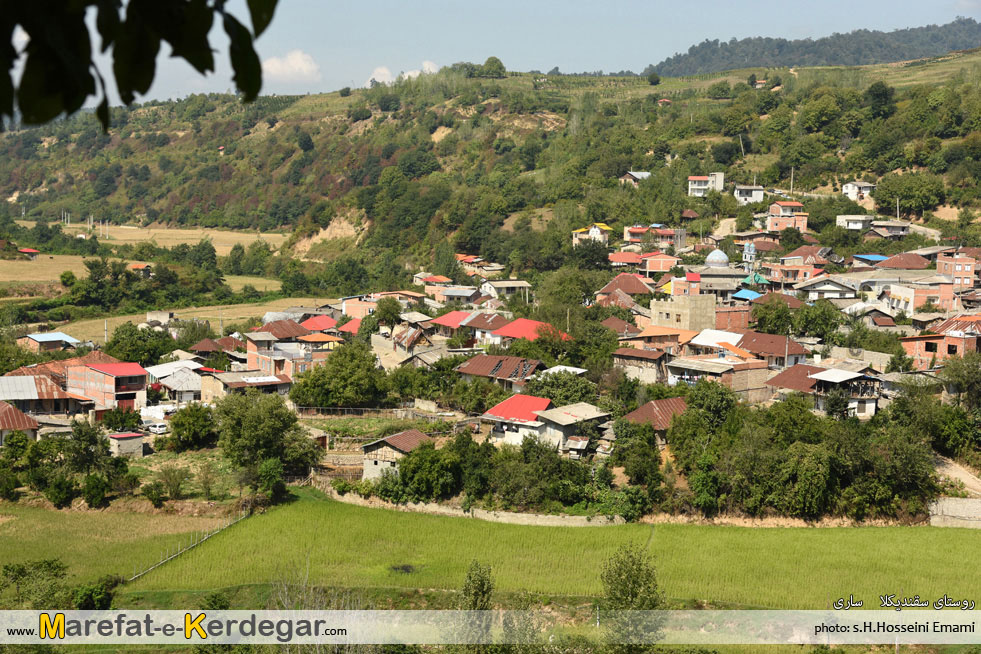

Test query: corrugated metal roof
[0,376,39,400]
[0,401,39,431]
[25,331,80,344]
[623,397,687,431]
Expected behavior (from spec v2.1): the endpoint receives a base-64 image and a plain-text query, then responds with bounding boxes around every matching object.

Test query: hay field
[65,296,333,343]
[14,221,288,256]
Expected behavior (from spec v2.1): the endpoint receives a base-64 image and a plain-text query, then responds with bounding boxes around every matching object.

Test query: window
[856,402,865,414]
[956,264,963,272]
[925,342,938,353]
[675,315,681,323]
[948,344,958,355]
[373,460,378,465]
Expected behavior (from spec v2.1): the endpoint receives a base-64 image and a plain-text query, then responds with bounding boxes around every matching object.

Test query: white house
[793,276,858,301]
[480,280,532,301]
[571,223,613,247]
[842,181,876,202]
[733,185,764,206]
[687,172,724,197]
[835,215,875,231]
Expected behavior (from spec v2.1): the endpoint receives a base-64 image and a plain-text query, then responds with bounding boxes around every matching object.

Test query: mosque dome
[705,248,730,267]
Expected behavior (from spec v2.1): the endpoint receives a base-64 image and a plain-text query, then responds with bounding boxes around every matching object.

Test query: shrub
[158,465,192,500]
[73,575,121,610]
[0,465,19,501]
[348,107,371,122]
[257,458,287,503]
[142,481,166,508]
[45,475,77,508]
[331,478,353,495]
[377,94,401,112]
[82,474,110,508]
[113,472,141,495]
[339,87,351,97]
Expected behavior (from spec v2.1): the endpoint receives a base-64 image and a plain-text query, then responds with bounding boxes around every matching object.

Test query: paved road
[936,455,981,498]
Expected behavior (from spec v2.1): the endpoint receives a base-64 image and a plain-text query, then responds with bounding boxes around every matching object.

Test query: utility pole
[896,197,899,220]
[790,166,794,197]
[738,134,745,158]
[104,319,108,343]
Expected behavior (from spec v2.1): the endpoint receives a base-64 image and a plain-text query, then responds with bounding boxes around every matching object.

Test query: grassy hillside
[126,490,979,611]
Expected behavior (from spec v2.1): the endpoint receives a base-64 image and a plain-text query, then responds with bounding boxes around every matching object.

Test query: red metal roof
[86,362,147,377]
[368,429,433,453]
[18,248,40,254]
[338,318,361,334]
[108,432,143,440]
[765,364,825,394]
[609,252,643,264]
[774,201,804,207]
[688,176,708,181]
[685,272,701,282]
[429,310,472,329]
[492,318,569,341]
[483,394,553,423]
[261,319,311,340]
[0,401,39,432]
[623,397,687,431]
[736,331,808,357]
[300,315,338,331]
[423,275,452,283]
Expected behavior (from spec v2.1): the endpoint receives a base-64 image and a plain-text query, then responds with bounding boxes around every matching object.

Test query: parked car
[147,423,169,435]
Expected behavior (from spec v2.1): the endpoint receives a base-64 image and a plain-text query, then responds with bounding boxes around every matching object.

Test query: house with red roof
[491,318,569,344]
[455,355,545,391]
[595,273,654,304]
[767,201,807,232]
[874,253,930,270]
[0,400,40,443]
[640,251,680,276]
[338,318,362,337]
[66,362,148,410]
[609,251,643,268]
[622,396,687,447]
[482,394,554,446]
[362,429,434,480]
[18,247,39,260]
[688,172,724,197]
[300,315,338,332]
[428,310,473,338]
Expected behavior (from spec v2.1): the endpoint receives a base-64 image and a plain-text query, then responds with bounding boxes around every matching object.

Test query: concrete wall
[650,294,715,331]
[929,498,981,528]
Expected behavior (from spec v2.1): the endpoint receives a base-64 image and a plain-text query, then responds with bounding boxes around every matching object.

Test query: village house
[572,222,613,247]
[688,172,724,197]
[836,215,875,232]
[300,314,339,332]
[461,312,511,346]
[793,275,858,301]
[621,325,697,355]
[619,171,651,187]
[480,280,532,302]
[900,314,981,370]
[482,394,554,446]
[428,310,473,338]
[601,316,641,338]
[129,262,153,278]
[340,297,377,319]
[66,362,148,411]
[736,331,809,370]
[842,180,876,202]
[649,294,715,332]
[759,262,822,289]
[665,354,770,402]
[716,304,751,330]
[391,325,434,355]
[595,273,654,304]
[157,367,203,404]
[622,396,687,449]
[199,371,292,404]
[640,251,681,276]
[865,220,910,241]
[611,347,668,383]
[455,354,544,392]
[809,369,882,418]
[881,276,958,314]
[875,253,930,270]
[534,402,609,456]
[16,331,80,354]
[362,429,433,481]
[733,184,764,206]
[244,331,329,379]
[4,351,122,388]
[766,201,807,232]
[609,251,643,268]
[936,252,976,290]
[0,375,91,416]
[491,318,568,344]
[0,401,40,444]
[108,432,144,458]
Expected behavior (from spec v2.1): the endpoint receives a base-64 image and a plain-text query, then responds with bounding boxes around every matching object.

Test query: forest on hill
[2,49,981,294]
[652,17,981,76]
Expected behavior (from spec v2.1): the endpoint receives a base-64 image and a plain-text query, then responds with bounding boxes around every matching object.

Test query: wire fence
[128,507,251,582]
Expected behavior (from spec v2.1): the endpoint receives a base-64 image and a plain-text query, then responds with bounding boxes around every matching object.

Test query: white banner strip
[0,610,977,645]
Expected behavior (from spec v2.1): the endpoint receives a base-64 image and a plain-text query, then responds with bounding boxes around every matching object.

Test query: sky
[15,0,981,105]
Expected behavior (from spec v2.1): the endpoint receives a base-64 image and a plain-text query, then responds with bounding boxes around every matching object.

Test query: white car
[147,423,169,435]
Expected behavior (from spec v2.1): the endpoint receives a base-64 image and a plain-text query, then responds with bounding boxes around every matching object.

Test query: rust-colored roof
[5,351,121,383]
[0,400,39,432]
[597,288,638,309]
[215,336,244,351]
[751,292,804,310]
[597,273,654,297]
[463,313,509,332]
[782,246,828,264]
[930,314,981,335]
[261,319,311,340]
[609,252,643,265]
[191,338,222,353]
[612,347,665,362]
[765,364,825,394]
[736,331,808,358]
[364,429,433,454]
[635,325,698,343]
[455,355,543,382]
[601,316,641,336]
[872,315,896,327]
[623,397,687,431]
[681,209,700,219]
[875,253,930,270]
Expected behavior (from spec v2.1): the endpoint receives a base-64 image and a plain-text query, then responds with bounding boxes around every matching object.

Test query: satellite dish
[849,347,863,357]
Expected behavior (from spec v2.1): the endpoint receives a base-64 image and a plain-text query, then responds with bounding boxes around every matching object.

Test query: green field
[127,489,979,610]
[0,503,222,586]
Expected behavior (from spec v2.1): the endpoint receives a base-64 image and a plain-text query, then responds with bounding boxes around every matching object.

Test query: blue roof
[733,289,762,301]
[854,254,888,262]
[27,331,80,344]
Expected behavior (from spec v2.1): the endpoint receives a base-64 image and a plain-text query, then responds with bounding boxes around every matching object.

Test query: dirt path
[935,455,981,498]
[712,217,736,239]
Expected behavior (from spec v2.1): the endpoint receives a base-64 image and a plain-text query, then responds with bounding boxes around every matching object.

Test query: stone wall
[929,498,981,528]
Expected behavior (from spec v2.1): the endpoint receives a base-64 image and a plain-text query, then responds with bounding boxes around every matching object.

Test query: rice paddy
[127,489,979,610]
